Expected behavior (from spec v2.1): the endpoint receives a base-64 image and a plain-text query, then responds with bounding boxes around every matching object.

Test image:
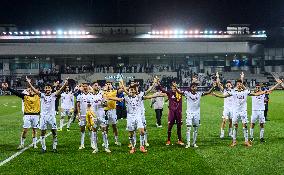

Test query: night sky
[0,0,283,29]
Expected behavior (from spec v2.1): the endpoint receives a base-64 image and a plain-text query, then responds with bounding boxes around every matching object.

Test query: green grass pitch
[0,91,284,175]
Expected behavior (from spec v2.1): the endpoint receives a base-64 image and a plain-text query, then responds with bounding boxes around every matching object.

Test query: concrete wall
[0,42,261,56]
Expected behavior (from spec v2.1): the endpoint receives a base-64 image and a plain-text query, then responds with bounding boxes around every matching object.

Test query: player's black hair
[226,80,232,85]
[44,84,53,88]
[236,79,242,83]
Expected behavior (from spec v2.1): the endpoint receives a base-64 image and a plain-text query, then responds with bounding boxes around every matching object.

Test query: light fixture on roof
[25,31,29,35]
[31,31,35,35]
[194,30,199,34]
[189,30,193,34]
[41,31,46,35]
[19,32,24,35]
[46,31,51,35]
[14,32,18,35]
[52,31,57,35]
[63,31,67,35]
[209,31,213,34]
[35,31,40,35]
[3,32,6,35]
[204,30,208,34]
[164,30,168,34]
[9,32,12,35]
[57,30,63,35]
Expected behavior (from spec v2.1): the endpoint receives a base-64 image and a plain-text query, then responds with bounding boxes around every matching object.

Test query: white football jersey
[125,95,143,115]
[184,91,203,113]
[77,93,93,116]
[229,89,251,112]
[40,93,57,116]
[223,89,234,109]
[92,91,105,111]
[252,94,265,111]
[61,92,74,109]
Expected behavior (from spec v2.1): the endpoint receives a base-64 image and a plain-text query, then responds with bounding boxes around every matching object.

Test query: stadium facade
[0,24,282,83]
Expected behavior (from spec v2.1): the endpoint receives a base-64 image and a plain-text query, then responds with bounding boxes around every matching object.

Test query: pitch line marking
[0,123,67,167]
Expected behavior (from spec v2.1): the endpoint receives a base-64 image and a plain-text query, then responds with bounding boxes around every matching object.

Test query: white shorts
[61,108,73,117]
[94,109,107,128]
[232,111,248,124]
[186,112,200,127]
[79,115,86,126]
[222,108,233,120]
[127,114,144,131]
[106,109,117,125]
[23,115,39,129]
[40,115,57,130]
[251,110,265,124]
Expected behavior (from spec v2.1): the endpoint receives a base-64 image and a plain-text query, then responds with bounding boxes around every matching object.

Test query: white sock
[33,137,37,146]
[193,127,198,145]
[186,127,191,144]
[129,136,135,148]
[228,128,232,136]
[103,131,109,149]
[144,131,148,144]
[250,128,254,138]
[233,128,238,141]
[220,128,225,137]
[133,132,137,147]
[20,137,25,146]
[53,135,58,149]
[41,136,46,150]
[243,127,248,142]
[90,131,95,146]
[60,119,64,129]
[115,135,119,142]
[67,117,72,128]
[260,128,264,139]
[140,134,145,146]
[81,132,85,146]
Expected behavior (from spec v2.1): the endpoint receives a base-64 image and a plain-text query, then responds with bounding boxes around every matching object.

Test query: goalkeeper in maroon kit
[157,80,184,146]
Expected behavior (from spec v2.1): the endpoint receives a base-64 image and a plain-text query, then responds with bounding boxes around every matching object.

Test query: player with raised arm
[157,80,184,146]
[2,81,40,150]
[27,77,69,153]
[58,85,74,131]
[175,82,215,148]
[109,80,163,153]
[250,80,282,143]
[89,82,111,153]
[213,73,268,147]
[216,72,234,138]
[103,81,121,146]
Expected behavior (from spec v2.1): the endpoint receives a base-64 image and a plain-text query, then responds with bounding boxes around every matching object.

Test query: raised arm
[269,79,283,92]
[2,83,25,99]
[55,78,69,96]
[203,83,217,96]
[250,90,267,96]
[26,76,40,95]
[106,96,124,102]
[240,72,247,89]
[172,82,184,95]
[119,80,130,96]
[212,91,231,98]
[143,93,166,100]
[145,77,158,95]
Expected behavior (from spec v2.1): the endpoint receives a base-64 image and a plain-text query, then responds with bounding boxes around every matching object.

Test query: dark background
[0,0,283,29]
